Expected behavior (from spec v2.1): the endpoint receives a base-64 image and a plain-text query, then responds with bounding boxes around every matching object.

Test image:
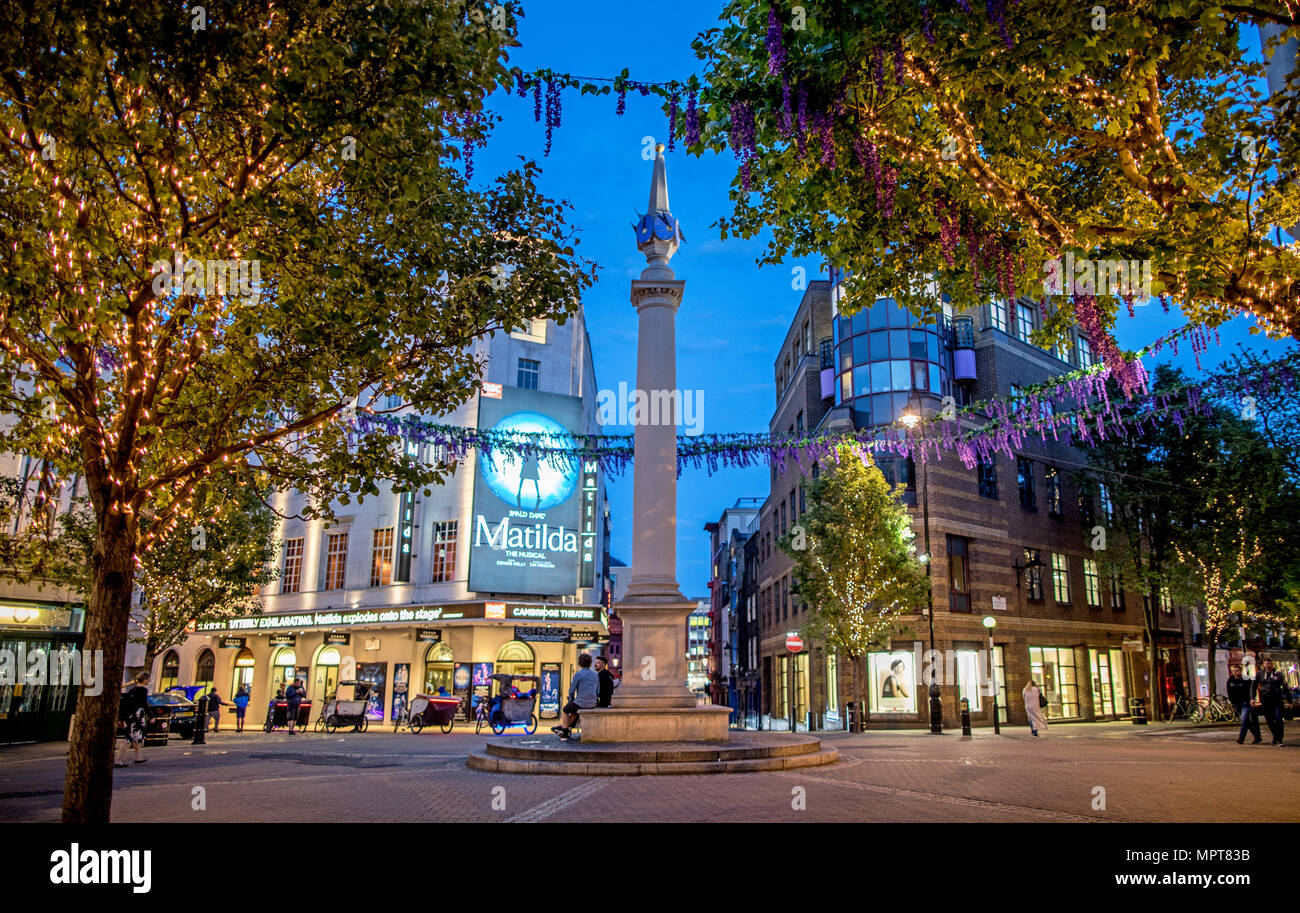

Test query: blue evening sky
[471,2,1298,598]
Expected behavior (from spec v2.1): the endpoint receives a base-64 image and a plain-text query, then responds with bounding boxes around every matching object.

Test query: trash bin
[1129,697,1148,725]
[845,702,858,732]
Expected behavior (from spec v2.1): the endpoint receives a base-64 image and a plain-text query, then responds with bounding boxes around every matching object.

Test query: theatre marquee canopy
[196,601,606,634]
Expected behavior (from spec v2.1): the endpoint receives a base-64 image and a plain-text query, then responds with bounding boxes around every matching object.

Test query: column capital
[630,279,685,311]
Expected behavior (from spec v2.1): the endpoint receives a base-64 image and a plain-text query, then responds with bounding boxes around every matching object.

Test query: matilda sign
[468,387,590,597]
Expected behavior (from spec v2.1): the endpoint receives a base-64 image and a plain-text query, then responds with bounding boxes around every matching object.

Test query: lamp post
[901,388,941,734]
[983,615,1000,735]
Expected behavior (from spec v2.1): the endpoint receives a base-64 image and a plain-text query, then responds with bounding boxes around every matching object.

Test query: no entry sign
[786,633,804,653]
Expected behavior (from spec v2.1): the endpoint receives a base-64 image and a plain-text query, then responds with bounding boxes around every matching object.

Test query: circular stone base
[466,732,838,775]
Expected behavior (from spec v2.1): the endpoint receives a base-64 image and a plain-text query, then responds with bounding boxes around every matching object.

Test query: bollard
[192,695,208,745]
[1130,697,1148,725]
[928,683,943,734]
[960,697,972,736]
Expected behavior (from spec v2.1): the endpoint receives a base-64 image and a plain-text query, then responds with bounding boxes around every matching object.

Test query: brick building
[753,276,1176,730]
[704,498,762,722]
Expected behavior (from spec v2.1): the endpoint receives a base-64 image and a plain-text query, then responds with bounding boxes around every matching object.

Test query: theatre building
[753,277,1170,730]
[151,310,612,725]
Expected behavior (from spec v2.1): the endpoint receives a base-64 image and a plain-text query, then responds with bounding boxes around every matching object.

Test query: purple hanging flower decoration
[765,6,786,77]
[817,111,836,169]
[543,78,560,157]
[515,72,528,98]
[780,79,793,137]
[685,89,700,146]
[533,80,542,122]
[894,37,906,86]
[880,165,897,219]
[667,86,681,151]
[616,84,627,116]
[922,3,936,44]
[873,46,885,95]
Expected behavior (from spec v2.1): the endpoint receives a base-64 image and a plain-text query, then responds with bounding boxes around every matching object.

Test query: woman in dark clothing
[115,672,151,767]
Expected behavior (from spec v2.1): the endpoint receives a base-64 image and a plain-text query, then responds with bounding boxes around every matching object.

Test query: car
[147,692,198,740]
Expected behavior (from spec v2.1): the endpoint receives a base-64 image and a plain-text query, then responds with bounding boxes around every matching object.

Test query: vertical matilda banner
[468,387,587,596]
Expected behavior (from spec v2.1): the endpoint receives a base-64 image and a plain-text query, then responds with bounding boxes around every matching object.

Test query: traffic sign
[785,633,804,653]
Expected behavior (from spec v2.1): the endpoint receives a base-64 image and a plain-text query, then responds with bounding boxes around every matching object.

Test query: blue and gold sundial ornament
[632,143,685,262]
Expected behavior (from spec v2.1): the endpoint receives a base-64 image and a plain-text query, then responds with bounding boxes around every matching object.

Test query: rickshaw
[396,693,460,734]
[474,673,539,735]
[262,697,313,732]
[314,680,374,733]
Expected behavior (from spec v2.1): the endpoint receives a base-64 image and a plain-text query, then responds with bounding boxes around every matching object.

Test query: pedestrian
[275,683,286,700]
[114,672,151,767]
[1227,663,1261,745]
[205,686,224,733]
[1253,659,1288,746]
[551,653,598,740]
[595,655,615,709]
[1022,678,1048,737]
[285,678,304,734]
[233,685,250,732]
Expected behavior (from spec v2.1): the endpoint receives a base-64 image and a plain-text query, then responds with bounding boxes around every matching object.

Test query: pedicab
[262,696,313,732]
[475,673,539,735]
[313,680,374,733]
[398,693,460,734]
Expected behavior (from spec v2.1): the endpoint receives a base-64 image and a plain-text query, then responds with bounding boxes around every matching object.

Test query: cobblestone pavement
[2,721,1297,823]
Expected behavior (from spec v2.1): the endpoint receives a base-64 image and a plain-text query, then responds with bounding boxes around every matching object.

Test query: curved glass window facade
[834,298,953,427]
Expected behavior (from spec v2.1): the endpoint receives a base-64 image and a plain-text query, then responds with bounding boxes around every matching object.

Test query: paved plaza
[2,721,1297,823]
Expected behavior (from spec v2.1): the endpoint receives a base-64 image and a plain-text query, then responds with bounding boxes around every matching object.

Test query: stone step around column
[465,733,839,775]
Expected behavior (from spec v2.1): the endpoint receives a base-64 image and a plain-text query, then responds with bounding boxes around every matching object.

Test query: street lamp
[902,387,941,734]
[983,615,1000,735]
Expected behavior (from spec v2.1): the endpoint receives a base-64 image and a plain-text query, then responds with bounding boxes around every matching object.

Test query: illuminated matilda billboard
[468,386,588,596]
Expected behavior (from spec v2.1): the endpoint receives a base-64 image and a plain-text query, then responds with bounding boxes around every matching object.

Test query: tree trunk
[62,510,138,824]
[1205,625,1221,700]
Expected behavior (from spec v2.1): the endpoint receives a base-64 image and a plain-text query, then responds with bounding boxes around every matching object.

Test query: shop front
[155,601,607,729]
[0,600,86,744]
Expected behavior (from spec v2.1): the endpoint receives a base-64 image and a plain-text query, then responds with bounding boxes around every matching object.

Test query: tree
[779,444,929,732]
[0,2,593,822]
[1090,364,1297,715]
[692,1,1300,339]
[59,469,280,673]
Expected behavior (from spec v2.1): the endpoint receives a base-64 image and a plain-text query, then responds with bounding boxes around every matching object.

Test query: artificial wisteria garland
[346,327,1291,480]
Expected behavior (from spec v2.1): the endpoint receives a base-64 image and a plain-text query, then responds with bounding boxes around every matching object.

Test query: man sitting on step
[552,652,599,740]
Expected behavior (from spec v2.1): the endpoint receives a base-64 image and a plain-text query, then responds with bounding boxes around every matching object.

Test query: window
[977,457,998,500]
[1159,588,1173,615]
[1089,648,1128,717]
[1052,553,1071,603]
[798,484,806,515]
[516,358,540,390]
[159,650,180,692]
[989,300,1008,332]
[431,520,458,583]
[1016,302,1036,344]
[1017,457,1036,510]
[369,527,394,587]
[1046,466,1062,516]
[948,536,971,612]
[1029,646,1080,719]
[281,537,304,594]
[1099,483,1114,523]
[324,531,349,591]
[1084,559,1101,607]
[1077,335,1094,368]
[1024,548,1044,600]
[826,654,839,713]
[1110,570,1125,610]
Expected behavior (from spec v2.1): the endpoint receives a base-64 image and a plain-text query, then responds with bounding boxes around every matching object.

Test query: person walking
[551,653,598,740]
[205,687,224,733]
[285,679,304,734]
[595,655,615,709]
[1022,678,1048,737]
[1253,659,1288,746]
[1227,663,1261,744]
[233,685,250,733]
[114,672,151,767]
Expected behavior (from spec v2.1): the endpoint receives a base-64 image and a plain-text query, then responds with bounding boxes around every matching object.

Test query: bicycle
[1171,696,1202,721]
[474,697,490,734]
[392,706,410,733]
[1207,694,1237,723]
